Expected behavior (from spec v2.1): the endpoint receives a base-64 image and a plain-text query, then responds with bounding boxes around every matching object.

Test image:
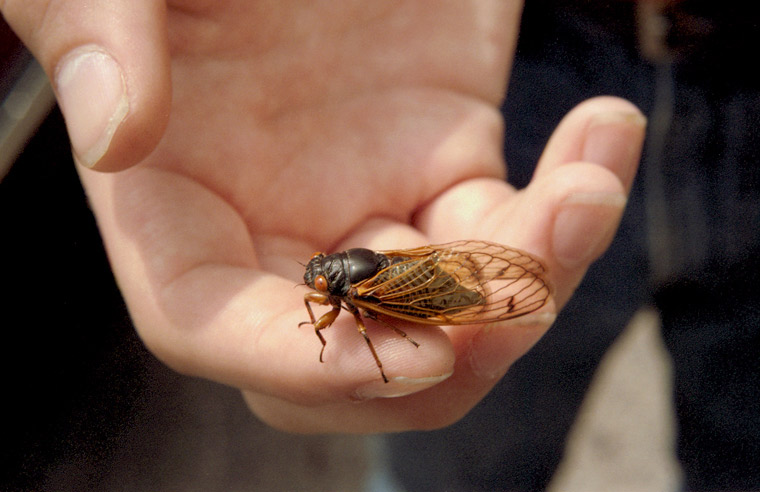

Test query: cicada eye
[310,252,324,260]
[314,275,329,292]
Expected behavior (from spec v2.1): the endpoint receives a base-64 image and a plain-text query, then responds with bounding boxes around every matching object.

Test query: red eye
[314,275,328,292]
[310,251,323,260]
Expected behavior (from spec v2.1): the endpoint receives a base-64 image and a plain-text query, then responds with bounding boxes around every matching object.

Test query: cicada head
[303,252,351,296]
[303,253,325,288]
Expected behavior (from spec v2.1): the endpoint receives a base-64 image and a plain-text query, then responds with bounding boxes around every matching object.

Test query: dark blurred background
[2,1,759,491]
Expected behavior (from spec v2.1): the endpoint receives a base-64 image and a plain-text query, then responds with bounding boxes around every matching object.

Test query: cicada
[300,240,551,382]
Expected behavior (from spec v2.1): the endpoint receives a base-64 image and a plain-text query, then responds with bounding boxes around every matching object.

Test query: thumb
[1,0,171,171]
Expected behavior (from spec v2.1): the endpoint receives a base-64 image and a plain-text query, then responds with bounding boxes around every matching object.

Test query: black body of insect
[299,240,551,383]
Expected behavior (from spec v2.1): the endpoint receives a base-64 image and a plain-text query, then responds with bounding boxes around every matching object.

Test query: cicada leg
[363,311,420,349]
[341,303,390,383]
[299,292,341,363]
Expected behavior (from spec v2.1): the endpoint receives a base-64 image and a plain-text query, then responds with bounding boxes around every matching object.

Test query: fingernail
[55,45,129,168]
[584,111,647,186]
[353,373,452,400]
[553,192,627,269]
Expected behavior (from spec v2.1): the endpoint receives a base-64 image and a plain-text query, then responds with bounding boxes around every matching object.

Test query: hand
[3,1,645,432]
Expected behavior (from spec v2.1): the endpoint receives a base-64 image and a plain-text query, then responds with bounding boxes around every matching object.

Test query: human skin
[1,1,645,432]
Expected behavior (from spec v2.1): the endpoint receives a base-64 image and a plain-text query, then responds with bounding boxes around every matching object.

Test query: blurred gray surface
[548,309,682,492]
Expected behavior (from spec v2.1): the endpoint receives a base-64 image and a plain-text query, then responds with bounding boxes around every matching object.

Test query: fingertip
[316,321,455,400]
[551,189,628,269]
[54,44,131,169]
[3,0,172,171]
[582,107,647,190]
[59,3,172,172]
[64,40,172,173]
[353,372,453,400]
[536,96,647,190]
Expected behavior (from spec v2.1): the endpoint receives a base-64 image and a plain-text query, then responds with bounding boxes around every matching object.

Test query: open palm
[5,1,645,432]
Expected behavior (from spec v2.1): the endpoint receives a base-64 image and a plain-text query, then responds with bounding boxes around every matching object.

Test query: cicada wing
[355,240,551,325]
